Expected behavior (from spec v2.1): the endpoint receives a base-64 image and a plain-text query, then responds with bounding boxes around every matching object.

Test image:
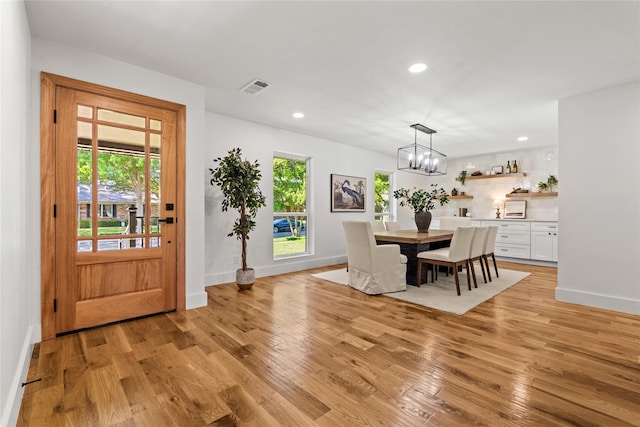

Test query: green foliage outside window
[374,173,390,214]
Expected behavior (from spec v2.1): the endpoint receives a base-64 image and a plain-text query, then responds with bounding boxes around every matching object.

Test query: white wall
[407,147,559,222]
[205,112,414,283]
[0,2,32,425]
[557,81,640,314]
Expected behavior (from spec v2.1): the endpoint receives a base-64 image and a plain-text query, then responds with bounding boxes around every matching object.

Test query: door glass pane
[97,109,146,128]
[77,121,92,237]
[77,240,92,252]
[77,104,93,119]
[150,133,161,236]
[149,119,162,131]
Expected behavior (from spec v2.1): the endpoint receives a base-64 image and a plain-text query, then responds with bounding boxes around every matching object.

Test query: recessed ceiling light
[408,63,428,73]
[517,136,529,142]
[292,112,304,119]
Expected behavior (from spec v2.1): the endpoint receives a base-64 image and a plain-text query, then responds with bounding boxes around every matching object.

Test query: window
[273,154,309,258]
[99,203,116,218]
[374,171,392,223]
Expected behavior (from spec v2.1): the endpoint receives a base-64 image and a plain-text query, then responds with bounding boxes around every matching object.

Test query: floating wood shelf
[456,172,526,182]
[505,192,558,198]
[448,195,473,200]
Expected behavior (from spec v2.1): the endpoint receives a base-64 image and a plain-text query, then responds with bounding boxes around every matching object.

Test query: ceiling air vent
[240,79,271,95]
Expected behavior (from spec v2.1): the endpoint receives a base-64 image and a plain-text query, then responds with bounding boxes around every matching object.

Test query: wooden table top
[374,229,454,244]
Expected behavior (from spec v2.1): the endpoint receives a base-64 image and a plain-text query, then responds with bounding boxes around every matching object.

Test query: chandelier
[397,123,447,176]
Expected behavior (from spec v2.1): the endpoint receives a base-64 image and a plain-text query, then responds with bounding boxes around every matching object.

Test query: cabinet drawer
[494,243,531,259]
[482,221,530,231]
[495,230,530,245]
[531,222,558,232]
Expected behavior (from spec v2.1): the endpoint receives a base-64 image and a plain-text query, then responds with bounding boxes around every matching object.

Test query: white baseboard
[495,256,558,268]
[556,287,640,315]
[186,291,208,309]
[205,255,347,286]
[1,325,35,427]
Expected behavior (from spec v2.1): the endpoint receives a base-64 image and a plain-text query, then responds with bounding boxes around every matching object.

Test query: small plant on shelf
[538,175,558,192]
[458,170,467,185]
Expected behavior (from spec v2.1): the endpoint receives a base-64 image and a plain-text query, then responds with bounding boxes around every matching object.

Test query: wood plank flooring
[17,262,640,426]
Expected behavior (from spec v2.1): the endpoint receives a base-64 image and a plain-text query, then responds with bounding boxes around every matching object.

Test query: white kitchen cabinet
[530,222,558,261]
[482,220,531,260]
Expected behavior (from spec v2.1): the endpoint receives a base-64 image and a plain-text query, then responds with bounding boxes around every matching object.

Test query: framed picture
[331,174,366,212]
[504,200,527,219]
[491,165,503,174]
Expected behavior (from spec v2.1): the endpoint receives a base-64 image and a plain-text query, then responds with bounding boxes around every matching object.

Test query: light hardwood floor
[17,262,640,426]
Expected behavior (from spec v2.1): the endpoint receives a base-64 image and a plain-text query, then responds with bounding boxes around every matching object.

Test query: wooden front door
[41,73,186,338]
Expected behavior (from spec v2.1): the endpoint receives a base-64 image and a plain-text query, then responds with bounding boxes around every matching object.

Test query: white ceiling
[25,1,640,159]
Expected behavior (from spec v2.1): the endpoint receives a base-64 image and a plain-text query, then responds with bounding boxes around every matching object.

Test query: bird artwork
[332,175,365,211]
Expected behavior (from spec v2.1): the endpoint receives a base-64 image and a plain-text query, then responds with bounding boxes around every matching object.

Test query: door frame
[40,72,186,340]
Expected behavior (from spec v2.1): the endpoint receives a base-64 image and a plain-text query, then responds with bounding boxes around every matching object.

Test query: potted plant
[210,148,266,290]
[537,175,558,192]
[458,170,467,186]
[393,184,449,232]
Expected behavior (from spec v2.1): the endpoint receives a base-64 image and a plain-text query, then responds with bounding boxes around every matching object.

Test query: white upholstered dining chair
[383,221,402,231]
[370,221,386,233]
[416,226,475,295]
[342,221,407,295]
[468,226,488,287]
[482,225,499,281]
[439,216,472,230]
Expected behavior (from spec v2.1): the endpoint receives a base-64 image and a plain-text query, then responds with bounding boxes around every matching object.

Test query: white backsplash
[428,145,559,221]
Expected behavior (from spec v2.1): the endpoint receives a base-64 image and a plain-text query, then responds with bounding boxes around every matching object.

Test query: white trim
[185,291,207,309]
[1,326,34,427]
[555,288,640,315]
[205,255,347,286]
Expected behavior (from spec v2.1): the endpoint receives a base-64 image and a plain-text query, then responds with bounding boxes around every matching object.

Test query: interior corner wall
[29,38,209,311]
[557,81,640,314]
[1,1,33,425]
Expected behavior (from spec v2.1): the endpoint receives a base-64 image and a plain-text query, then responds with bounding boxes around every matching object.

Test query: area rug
[310,268,530,315]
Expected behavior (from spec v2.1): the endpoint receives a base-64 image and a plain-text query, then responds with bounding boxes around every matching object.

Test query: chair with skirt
[342,220,407,295]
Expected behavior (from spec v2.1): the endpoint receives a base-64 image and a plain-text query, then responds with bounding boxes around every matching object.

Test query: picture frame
[504,200,527,219]
[491,165,503,174]
[331,174,366,212]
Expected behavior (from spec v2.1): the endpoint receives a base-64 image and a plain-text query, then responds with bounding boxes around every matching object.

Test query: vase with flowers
[393,184,449,232]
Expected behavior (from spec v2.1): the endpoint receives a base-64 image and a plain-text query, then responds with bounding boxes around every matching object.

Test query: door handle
[158,217,174,224]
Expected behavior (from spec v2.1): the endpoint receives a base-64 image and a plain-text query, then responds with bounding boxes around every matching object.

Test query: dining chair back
[341,220,407,295]
[370,221,386,233]
[384,221,402,231]
[416,226,475,295]
[468,226,488,287]
[439,216,472,230]
[482,225,499,280]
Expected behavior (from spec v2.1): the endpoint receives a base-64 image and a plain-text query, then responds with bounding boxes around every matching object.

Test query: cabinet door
[531,231,554,261]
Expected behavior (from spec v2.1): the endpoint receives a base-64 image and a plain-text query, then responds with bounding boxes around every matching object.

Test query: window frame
[272,152,311,259]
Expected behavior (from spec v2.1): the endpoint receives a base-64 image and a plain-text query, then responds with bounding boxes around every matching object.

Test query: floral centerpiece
[393,184,449,232]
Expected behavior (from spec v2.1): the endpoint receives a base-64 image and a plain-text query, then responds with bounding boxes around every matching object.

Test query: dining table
[374,229,454,285]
